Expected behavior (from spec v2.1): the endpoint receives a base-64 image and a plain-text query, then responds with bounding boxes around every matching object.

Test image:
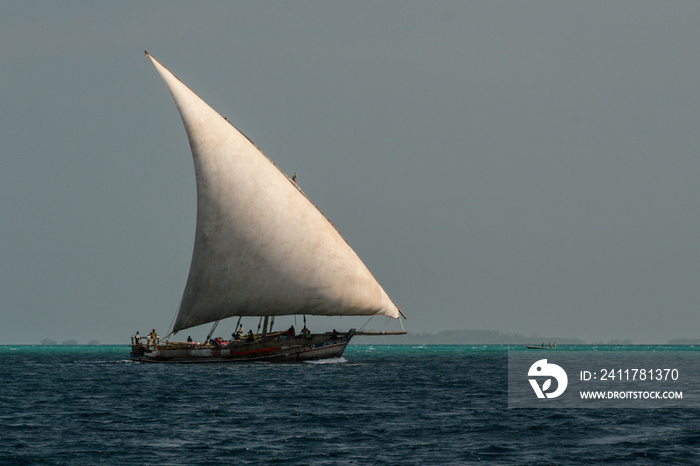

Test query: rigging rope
[358,315,374,332]
[164,301,179,339]
[204,320,219,343]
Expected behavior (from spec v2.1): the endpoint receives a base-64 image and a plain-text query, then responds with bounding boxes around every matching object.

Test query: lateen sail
[146,53,401,332]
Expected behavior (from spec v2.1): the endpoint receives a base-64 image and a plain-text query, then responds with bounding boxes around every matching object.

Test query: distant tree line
[356,330,700,345]
[36,332,696,345]
[354,329,586,345]
[40,339,100,345]
[667,338,700,345]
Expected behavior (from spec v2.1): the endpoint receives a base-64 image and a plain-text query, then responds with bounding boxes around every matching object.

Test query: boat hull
[131,331,353,363]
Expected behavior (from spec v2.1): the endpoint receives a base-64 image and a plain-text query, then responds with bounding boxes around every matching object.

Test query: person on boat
[133,332,141,345]
[287,325,295,337]
[300,326,310,337]
[549,342,552,348]
[246,330,255,342]
[331,329,339,338]
[292,172,298,184]
[187,335,193,343]
[235,324,244,340]
[150,328,157,344]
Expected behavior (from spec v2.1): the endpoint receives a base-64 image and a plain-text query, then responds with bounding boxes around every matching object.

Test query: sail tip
[144,50,150,57]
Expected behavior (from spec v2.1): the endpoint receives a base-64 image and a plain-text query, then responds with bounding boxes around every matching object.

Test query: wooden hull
[525,345,556,350]
[131,331,354,363]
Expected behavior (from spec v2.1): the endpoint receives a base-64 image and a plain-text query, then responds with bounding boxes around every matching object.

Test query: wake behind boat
[131,53,405,363]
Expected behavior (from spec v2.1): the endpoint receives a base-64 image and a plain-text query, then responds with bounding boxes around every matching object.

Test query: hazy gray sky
[2,1,699,344]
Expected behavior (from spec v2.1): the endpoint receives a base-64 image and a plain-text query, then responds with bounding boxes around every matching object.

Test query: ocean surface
[1,344,698,465]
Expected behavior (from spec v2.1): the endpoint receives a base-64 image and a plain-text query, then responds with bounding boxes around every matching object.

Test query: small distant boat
[525,345,556,350]
[130,53,406,363]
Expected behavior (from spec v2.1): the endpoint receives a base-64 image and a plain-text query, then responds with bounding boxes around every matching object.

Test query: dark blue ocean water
[1,345,698,464]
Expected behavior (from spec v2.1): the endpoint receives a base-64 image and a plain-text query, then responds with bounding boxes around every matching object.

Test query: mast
[262,316,269,338]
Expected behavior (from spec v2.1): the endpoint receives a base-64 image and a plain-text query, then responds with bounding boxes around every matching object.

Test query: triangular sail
[146,53,401,332]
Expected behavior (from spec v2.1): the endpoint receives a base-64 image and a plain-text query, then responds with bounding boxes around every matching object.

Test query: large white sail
[146,53,401,332]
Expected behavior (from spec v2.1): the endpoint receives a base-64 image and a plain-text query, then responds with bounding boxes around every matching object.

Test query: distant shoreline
[353,329,700,346]
[1,343,697,349]
[26,330,700,346]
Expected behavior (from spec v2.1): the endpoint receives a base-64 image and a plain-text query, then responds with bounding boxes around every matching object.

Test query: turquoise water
[0,343,695,356]
[1,345,698,464]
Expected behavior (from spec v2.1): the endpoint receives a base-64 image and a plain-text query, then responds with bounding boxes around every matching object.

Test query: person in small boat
[246,330,255,342]
[286,325,295,337]
[331,329,339,338]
